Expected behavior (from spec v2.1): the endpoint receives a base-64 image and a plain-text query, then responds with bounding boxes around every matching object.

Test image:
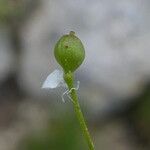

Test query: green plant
[42,31,95,150]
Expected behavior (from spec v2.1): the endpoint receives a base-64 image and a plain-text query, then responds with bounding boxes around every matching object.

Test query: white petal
[42,69,64,89]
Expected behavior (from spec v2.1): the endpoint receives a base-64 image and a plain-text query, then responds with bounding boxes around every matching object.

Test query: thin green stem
[64,72,95,150]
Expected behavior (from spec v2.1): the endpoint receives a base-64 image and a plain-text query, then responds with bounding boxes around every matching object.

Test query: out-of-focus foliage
[0,0,38,23]
[0,0,22,22]
[18,112,87,150]
[131,84,150,143]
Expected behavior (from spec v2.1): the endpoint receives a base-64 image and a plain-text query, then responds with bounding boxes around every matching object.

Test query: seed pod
[54,31,85,73]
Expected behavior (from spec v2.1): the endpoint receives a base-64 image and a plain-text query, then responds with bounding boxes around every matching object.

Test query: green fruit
[54,31,85,73]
